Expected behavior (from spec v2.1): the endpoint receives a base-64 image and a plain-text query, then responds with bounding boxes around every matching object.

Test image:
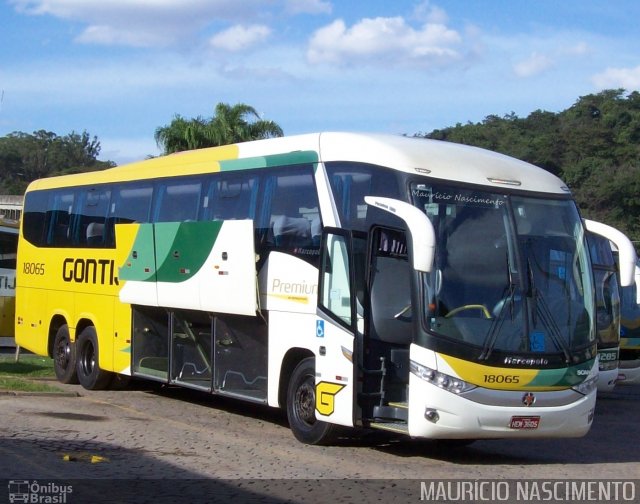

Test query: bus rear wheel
[53,324,78,384]
[286,357,338,445]
[76,326,113,390]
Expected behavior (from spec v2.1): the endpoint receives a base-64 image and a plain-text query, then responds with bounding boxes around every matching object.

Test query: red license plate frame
[509,416,540,429]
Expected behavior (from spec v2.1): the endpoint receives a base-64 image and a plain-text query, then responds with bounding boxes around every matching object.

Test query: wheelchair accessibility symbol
[316,319,324,338]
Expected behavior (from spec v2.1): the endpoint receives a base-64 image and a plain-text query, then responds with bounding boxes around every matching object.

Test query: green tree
[417,89,640,242]
[155,102,284,155]
[0,130,114,194]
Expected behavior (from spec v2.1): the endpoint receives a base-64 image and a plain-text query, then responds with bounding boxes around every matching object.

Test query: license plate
[509,416,540,429]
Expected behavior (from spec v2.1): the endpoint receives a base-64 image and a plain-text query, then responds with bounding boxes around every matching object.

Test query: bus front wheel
[76,326,113,390]
[286,357,338,445]
[53,324,78,384]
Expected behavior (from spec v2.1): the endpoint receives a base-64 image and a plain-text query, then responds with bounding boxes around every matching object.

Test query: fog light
[425,408,439,423]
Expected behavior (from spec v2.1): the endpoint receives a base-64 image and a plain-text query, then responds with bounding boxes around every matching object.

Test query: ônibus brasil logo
[8,480,73,503]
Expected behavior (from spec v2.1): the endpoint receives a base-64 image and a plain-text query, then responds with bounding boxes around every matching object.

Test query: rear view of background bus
[619,257,640,384]
[584,221,639,392]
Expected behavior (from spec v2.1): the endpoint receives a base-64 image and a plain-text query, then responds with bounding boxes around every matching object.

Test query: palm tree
[154,115,209,154]
[154,102,284,154]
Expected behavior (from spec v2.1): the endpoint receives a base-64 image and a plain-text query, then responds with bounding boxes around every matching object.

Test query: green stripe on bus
[219,151,319,171]
[526,359,595,387]
[119,224,156,282]
[155,221,223,283]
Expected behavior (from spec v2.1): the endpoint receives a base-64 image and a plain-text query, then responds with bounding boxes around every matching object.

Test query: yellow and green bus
[619,257,640,384]
[584,222,638,392]
[15,133,637,444]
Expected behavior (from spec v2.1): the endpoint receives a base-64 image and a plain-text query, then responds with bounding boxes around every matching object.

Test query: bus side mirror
[584,219,637,287]
[364,196,435,273]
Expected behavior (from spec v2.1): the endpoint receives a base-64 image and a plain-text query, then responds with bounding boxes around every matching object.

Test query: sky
[2,0,640,166]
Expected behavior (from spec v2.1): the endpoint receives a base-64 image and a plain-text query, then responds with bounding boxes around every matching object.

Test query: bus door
[362,197,436,427]
[316,228,362,427]
[317,224,425,428]
[363,226,414,423]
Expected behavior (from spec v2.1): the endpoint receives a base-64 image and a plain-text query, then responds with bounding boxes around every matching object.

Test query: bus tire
[53,324,79,384]
[286,357,338,445]
[75,326,113,390]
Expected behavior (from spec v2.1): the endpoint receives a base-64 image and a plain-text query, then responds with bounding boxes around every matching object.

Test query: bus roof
[26,132,570,195]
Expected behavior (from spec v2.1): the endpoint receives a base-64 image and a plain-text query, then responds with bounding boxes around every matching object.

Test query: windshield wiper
[479,253,517,360]
[527,259,571,363]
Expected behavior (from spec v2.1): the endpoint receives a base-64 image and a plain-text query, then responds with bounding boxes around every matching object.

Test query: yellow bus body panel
[15,236,125,371]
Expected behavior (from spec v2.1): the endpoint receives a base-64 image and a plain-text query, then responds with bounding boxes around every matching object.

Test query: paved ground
[1,378,639,503]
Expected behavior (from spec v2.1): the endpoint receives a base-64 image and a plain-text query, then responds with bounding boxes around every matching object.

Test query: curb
[0,389,81,397]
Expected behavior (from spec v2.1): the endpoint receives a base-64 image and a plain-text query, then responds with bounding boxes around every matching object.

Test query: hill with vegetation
[419,89,640,243]
[1,92,638,242]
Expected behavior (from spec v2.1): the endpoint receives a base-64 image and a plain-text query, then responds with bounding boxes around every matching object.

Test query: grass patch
[0,376,61,392]
[0,354,60,392]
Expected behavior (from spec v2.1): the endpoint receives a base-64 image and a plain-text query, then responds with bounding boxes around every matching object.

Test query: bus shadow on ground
[0,437,419,503]
[0,437,297,504]
[147,382,290,427]
[130,377,640,466]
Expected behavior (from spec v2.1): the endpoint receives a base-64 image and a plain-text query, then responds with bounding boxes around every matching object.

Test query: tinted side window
[205,175,259,221]
[325,162,401,232]
[258,166,321,264]
[587,232,615,269]
[107,184,154,248]
[45,191,75,247]
[110,185,153,224]
[155,179,203,222]
[76,187,112,247]
[22,191,49,246]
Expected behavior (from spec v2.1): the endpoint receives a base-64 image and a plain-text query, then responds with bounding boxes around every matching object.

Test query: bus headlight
[410,360,476,394]
[571,374,598,396]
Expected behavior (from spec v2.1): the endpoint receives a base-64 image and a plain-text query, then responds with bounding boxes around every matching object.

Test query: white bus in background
[619,257,640,384]
[584,222,637,392]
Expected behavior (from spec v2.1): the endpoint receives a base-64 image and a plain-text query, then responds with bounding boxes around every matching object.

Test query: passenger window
[325,162,400,232]
[264,170,321,253]
[107,184,154,247]
[155,180,202,222]
[206,175,258,221]
[22,191,49,246]
[45,191,75,247]
[77,187,111,247]
[110,185,153,224]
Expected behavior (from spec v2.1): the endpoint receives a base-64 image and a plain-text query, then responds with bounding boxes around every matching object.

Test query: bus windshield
[411,182,595,361]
